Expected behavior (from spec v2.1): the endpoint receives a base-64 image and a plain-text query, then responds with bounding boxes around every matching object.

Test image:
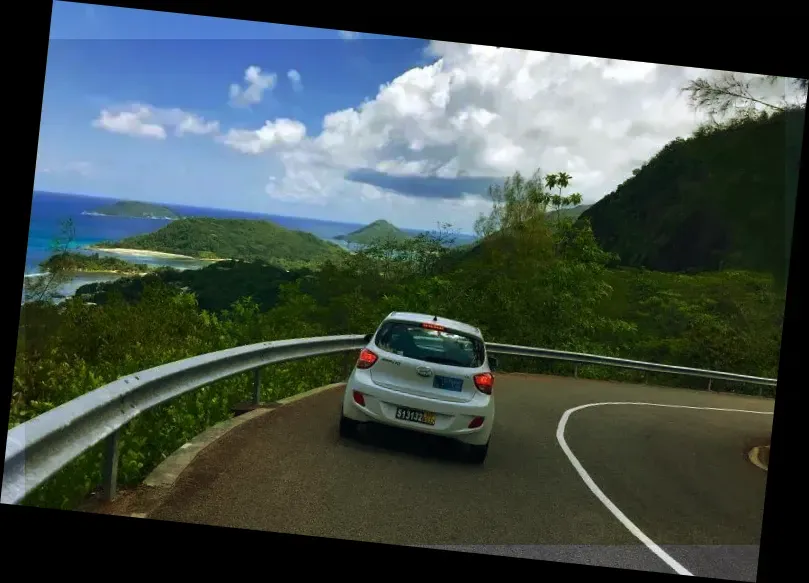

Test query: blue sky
[37,2,735,232]
[37,2,452,228]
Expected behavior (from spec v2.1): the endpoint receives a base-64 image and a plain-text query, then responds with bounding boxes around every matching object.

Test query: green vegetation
[41,252,149,275]
[76,260,299,313]
[549,204,591,221]
[90,200,181,219]
[91,217,347,270]
[14,73,793,511]
[581,108,803,285]
[335,219,411,245]
[582,71,805,289]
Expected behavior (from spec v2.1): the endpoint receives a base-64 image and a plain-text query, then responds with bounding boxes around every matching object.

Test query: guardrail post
[707,379,713,392]
[643,372,648,385]
[573,363,579,378]
[102,430,120,501]
[758,385,763,397]
[253,368,262,406]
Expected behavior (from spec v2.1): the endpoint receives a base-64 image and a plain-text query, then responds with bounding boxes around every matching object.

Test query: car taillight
[421,322,445,331]
[356,348,378,369]
[473,373,494,394]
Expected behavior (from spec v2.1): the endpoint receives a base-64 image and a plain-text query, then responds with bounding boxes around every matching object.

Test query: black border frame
[4,2,804,581]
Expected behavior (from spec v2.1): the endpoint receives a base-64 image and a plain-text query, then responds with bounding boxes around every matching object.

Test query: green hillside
[40,252,149,275]
[76,260,300,312]
[336,219,411,245]
[580,107,804,284]
[90,200,181,219]
[91,217,346,269]
[548,204,592,220]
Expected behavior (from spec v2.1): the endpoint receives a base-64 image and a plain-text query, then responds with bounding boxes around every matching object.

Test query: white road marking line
[556,401,774,577]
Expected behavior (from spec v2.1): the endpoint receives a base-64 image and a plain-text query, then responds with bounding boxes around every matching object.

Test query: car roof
[383,312,483,339]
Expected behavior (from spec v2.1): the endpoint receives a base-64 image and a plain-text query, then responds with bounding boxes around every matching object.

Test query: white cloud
[93,106,167,139]
[229,65,277,107]
[92,43,805,231]
[220,43,722,229]
[287,69,303,92]
[37,160,94,177]
[92,103,219,139]
[338,31,359,40]
[219,119,307,154]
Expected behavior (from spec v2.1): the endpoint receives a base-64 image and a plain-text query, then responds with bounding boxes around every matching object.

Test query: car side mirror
[489,356,499,371]
[363,333,374,343]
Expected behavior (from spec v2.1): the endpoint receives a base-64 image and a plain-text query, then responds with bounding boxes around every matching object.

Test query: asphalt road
[150,374,773,581]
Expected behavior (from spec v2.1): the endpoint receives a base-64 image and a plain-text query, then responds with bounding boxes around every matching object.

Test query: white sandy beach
[91,247,201,260]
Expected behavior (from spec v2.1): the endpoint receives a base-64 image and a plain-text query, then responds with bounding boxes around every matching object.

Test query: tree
[682,72,807,124]
[25,219,77,303]
[473,169,550,238]
[545,172,584,224]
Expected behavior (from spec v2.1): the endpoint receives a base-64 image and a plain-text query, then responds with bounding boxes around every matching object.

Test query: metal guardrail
[486,343,778,389]
[2,335,367,506]
[3,335,777,506]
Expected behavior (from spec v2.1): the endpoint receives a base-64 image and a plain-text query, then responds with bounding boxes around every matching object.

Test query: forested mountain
[580,107,804,284]
[335,220,411,244]
[92,217,347,269]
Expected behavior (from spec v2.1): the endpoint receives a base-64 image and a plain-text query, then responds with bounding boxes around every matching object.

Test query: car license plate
[433,375,463,392]
[395,407,436,426]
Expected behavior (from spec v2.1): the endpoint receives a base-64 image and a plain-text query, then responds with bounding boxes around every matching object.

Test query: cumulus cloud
[92,104,219,139]
[93,42,802,230]
[222,42,719,219]
[229,65,277,107]
[219,119,307,154]
[287,69,303,92]
[93,106,167,139]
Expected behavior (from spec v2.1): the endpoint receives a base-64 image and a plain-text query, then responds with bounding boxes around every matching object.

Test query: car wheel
[468,440,489,464]
[339,412,359,439]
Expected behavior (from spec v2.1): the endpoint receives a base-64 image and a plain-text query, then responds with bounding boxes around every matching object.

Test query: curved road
[149,374,773,581]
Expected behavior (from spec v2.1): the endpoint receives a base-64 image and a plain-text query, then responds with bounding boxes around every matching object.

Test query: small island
[39,252,151,275]
[335,220,411,245]
[84,200,181,220]
[89,217,347,270]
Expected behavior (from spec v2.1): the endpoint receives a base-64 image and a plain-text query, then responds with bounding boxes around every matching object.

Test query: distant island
[83,200,181,220]
[40,252,150,275]
[336,220,411,245]
[89,217,347,270]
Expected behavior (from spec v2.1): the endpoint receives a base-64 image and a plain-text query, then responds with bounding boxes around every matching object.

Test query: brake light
[356,349,378,369]
[468,416,484,429]
[421,322,445,331]
[353,391,365,406]
[473,373,494,394]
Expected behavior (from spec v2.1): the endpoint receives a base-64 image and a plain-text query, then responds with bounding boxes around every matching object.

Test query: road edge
[145,381,347,488]
[82,381,347,518]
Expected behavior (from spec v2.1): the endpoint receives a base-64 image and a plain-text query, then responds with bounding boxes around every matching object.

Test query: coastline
[90,247,222,261]
[71,269,152,277]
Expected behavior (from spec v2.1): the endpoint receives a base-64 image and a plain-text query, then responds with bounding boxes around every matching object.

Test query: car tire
[339,412,359,439]
[468,440,489,464]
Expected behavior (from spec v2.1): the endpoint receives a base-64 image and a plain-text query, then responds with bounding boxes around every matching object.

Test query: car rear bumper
[342,372,494,445]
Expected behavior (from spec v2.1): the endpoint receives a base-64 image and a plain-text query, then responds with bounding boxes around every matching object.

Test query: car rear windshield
[374,321,485,368]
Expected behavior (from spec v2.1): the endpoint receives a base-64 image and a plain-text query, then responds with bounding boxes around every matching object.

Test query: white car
[339,312,497,463]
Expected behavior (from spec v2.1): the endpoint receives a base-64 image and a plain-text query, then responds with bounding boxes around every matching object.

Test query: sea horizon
[31,190,477,236]
[22,190,478,302]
